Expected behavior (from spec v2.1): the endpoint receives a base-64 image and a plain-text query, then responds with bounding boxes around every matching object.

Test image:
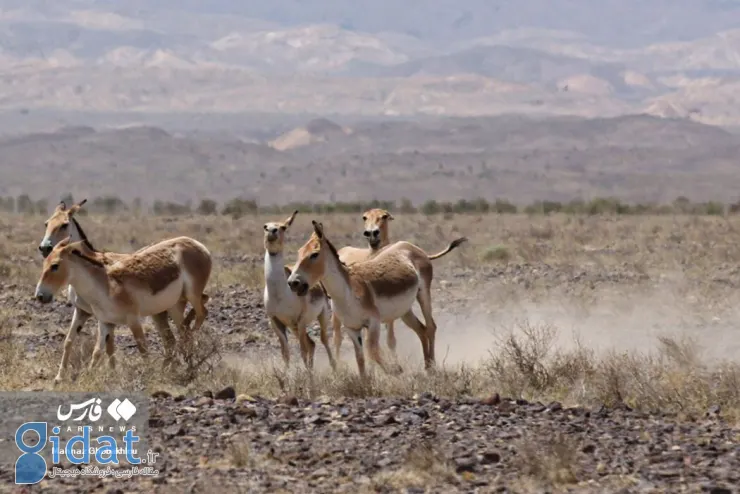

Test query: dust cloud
[225,281,740,374]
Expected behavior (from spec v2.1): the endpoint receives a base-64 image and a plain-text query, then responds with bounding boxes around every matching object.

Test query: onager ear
[311,220,324,239]
[55,201,67,213]
[57,236,72,250]
[283,210,299,228]
[67,199,87,216]
[386,212,395,221]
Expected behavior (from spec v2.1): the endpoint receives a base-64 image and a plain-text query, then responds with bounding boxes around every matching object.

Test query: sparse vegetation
[2,194,738,218]
[3,207,740,492]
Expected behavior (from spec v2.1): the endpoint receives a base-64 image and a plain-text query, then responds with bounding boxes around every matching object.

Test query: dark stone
[214,386,236,400]
[481,393,501,406]
[581,444,596,454]
[479,451,502,464]
[279,395,299,406]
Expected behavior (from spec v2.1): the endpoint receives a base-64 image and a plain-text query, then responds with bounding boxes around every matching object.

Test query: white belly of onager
[376,286,419,324]
[134,277,185,316]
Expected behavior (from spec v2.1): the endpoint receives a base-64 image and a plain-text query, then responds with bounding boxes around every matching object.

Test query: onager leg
[415,287,438,367]
[181,293,209,330]
[54,307,92,383]
[105,327,116,370]
[296,326,316,370]
[347,328,366,379]
[400,310,431,367]
[89,322,114,372]
[331,311,343,358]
[128,320,149,358]
[318,308,337,371]
[366,321,398,375]
[152,311,176,362]
[386,321,397,355]
[186,291,208,333]
[270,317,291,367]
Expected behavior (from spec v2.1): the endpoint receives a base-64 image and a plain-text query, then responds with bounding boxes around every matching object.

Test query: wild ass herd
[34,199,467,383]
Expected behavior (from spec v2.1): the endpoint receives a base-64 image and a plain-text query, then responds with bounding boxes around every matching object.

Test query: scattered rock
[151,390,172,399]
[707,405,721,417]
[194,396,213,407]
[454,457,478,473]
[479,451,502,464]
[279,395,299,406]
[148,417,164,428]
[163,425,185,438]
[480,393,501,406]
[311,467,329,479]
[214,386,236,400]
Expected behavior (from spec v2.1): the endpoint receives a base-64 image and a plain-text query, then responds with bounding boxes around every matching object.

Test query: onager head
[38,199,88,258]
[287,221,331,297]
[35,237,95,304]
[362,208,393,249]
[263,210,298,255]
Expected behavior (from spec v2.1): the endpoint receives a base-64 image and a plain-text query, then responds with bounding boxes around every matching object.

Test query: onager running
[38,200,201,379]
[35,235,212,382]
[263,211,335,371]
[287,220,440,378]
[333,208,467,359]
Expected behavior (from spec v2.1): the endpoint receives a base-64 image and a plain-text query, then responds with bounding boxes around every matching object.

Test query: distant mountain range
[3,1,740,124]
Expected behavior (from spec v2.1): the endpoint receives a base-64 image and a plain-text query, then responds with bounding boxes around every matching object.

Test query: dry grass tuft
[228,437,252,468]
[516,432,580,486]
[368,440,456,491]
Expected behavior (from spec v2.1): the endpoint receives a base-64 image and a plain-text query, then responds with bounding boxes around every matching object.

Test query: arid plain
[2,210,740,493]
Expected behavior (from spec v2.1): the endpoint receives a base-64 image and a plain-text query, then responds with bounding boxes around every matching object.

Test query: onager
[287,220,440,378]
[35,235,212,382]
[263,211,335,371]
[38,200,202,380]
[333,208,467,359]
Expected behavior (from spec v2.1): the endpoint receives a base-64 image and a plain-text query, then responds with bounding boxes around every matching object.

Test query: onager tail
[427,237,468,260]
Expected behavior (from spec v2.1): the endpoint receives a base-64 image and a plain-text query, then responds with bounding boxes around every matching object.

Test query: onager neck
[65,255,110,310]
[264,249,290,296]
[320,242,358,314]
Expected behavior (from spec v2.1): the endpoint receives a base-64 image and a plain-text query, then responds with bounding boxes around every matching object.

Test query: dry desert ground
[1,210,740,493]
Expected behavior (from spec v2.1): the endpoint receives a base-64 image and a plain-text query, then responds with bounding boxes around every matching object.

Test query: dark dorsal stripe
[71,218,96,252]
[70,249,105,268]
[323,237,348,269]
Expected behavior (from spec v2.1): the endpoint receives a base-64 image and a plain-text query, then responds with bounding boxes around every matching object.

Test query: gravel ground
[4,255,740,493]
[3,390,738,493]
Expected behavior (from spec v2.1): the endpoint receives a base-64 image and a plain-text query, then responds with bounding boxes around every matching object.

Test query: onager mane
[288,220,442,378]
